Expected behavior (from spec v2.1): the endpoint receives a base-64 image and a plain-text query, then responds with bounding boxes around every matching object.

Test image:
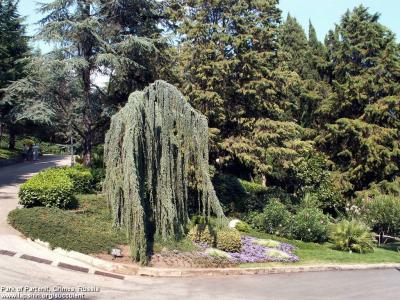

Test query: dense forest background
[1,0,399,217]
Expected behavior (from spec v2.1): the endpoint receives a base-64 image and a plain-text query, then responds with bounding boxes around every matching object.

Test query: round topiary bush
[216,229,242,252]
[19,169,76,208]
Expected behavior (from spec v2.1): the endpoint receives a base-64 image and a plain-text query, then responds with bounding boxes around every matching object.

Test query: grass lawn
[8,194,127,254]
[240,230,400,267]
[0,148,20,159]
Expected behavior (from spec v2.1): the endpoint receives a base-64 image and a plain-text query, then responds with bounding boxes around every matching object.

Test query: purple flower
[223,236,299,264]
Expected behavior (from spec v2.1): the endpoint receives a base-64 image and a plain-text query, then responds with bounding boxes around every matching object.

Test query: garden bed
[8,194,400,269]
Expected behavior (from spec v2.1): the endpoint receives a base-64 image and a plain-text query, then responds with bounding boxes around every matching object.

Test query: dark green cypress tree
[317,6,400,193]
[279,14,308,78]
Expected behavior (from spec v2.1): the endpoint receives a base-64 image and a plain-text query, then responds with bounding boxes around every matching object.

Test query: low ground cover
[8,194,126,254]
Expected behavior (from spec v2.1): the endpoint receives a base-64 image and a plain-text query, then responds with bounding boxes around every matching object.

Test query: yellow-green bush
[216,229,242,252]
[187,225,215,246]
[19,169,76,208]
[62,164,93,193]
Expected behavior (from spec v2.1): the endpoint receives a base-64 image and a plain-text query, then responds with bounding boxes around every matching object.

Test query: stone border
[26,238,400,277]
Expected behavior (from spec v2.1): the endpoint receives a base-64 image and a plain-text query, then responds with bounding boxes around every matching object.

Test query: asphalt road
[0,156,399,299]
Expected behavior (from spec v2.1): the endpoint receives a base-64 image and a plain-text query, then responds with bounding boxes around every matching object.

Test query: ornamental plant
[329,219,374,253]
[216,229,242,252]
[19,168,76,208]
[290,207,330,242]
[248,199,291,237]
[61,164,93,193]
[187,225,215,246]
[363,194,400,237]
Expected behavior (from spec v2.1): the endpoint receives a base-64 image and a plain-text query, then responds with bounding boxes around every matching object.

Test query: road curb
[25,238,400,277]
[0,246,125,280]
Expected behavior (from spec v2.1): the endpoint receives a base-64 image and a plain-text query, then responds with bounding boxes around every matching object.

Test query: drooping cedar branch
[104,81,224,264]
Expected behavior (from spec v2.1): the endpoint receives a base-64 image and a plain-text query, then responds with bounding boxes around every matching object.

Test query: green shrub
[91,168,105,191]
[187,225,215,246]
[248,199,291,236]
[235,221,251,233]
[239,179,268,194]
[290,208,330,242]
[22,138,34,148]
[216,229,242,252]
[330,219,375,253]
[19,169,76,208]
[212,173,248,214]
[62,165,93,193]
[363,194,400,237]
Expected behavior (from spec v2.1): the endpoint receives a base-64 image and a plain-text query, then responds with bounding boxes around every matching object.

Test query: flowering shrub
[290,208,330,242]
[363,194,400,237]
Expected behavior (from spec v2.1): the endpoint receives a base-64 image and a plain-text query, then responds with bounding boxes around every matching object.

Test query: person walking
[33,144,40,161]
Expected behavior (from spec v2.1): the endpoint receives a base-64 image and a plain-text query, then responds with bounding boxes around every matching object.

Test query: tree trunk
[80,0,93,167]
[8,127,16,150]
[261,174,267,187]
[0,123,3,148]
[82,133,92,167]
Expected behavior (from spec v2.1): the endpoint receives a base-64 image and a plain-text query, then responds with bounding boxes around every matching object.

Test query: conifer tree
[279,14,308,78]
[317,6,400,193]
[0,0,29,148]
[5,0,158,164]
[172,0,311,187]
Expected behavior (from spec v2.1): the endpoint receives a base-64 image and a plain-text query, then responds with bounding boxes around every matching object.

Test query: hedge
[19,168,76,208]
[18,165,93,208]
[62,164,93,193]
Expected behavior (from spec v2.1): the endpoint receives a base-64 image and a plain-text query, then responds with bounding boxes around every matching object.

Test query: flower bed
[228,236,299,263]
[150,236,298,268]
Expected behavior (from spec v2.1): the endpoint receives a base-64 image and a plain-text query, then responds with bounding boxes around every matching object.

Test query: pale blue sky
[19,0,399,53]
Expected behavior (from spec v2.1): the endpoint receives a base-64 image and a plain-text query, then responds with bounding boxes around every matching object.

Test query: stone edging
[28,239,400,277]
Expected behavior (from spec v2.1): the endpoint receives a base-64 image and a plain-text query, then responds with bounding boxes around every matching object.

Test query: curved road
[0,156,399,299]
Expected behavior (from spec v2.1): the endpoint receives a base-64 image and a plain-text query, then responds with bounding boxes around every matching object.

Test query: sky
[18,0,400,53]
